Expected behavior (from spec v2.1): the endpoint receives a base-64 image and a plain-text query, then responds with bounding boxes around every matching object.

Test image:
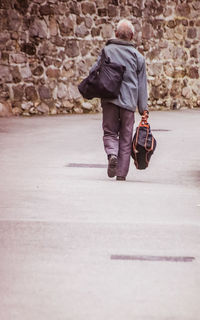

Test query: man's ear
[115,31,118,38]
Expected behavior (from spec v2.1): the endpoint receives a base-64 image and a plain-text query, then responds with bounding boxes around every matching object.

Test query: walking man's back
[92,19,149,180]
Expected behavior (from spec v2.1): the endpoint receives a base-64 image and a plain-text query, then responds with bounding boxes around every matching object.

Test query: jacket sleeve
[137,59,148,115]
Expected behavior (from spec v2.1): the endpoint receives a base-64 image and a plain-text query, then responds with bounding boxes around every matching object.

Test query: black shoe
[107,154,118,178]
[116,176,126,181]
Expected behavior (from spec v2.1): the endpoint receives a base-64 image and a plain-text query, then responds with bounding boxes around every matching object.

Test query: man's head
[116,19,134,41]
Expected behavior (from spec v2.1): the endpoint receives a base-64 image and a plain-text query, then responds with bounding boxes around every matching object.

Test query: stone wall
[0,0,200,116]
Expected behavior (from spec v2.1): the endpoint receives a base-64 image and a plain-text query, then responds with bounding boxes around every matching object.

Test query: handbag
[78,49,126,100]
[131,119,157,170]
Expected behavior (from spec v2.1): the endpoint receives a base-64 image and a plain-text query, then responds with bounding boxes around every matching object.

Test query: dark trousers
[102,102,135,177]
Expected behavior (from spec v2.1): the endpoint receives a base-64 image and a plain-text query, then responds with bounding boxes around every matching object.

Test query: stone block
[61,67,75,79]
[57,82,69,99]
[21,42,36,55]
[98,8,107,16]
[63,60,74,71]
[0,101,12,117]
[167,20,177,29]
[143,1,163,17]
[191,82,200,95]
[142,23,152,40]
[32,66,44,76]
[173,67,186,78]
[69,84,81,100]
[0,32,10,45]
[174,26,185,40]
[196,20,200,27]
[187,28,197,39]
[120,5,131,17]
[11,66,21,83]
[20,66,32,79]
[46,68,60,79]
[193,1,200,10]
[59,17,74,36]
[13,0,29,14]
[150,86,160,100]
[163,7,173,17]
[49,17,58,36]
[82,102,93,110]
[182,87,192,99]
[38,86,52,99]
[91,27,101,37]
[170,80,182,98]
[52,36,65,47]
[85,17,93,28]
[0,66,12,82]
[65,39,79,57]
[10,53,27,64]
[0,0,10,9]
[190,48,198,58]
[8,9,22,31]
[21,101,33,110]
[39,4,53,15]
[108,0,118,5]
[29,18,48,38]
[96,0,104,7]
[43,57,53,67]
[76,16,85,25]
[12,106,23,116]
[73,106,83,114]
[132,6,142,17]
[37,102,49,114]
[182,19,188,26]
[25,86,38,101]
[68,1,80,15]
[49,106,57,115]
[148,63,163,76]
[76,60,88,76]
[176,3,191,17]
[62,100,74,110]
[75,23,89,37]
[38,41,55,56]
[29,107,37,114]
[187,67,199,79]
[13,85,24,101]
[81,2,96,15]
[95,18,107,26]
[101,24,113,38]
[0,84,10,100]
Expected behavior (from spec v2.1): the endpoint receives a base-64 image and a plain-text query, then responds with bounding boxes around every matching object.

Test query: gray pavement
[0,109,200,320]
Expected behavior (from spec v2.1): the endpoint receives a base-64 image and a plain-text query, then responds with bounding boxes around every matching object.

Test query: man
[93,19,149,181]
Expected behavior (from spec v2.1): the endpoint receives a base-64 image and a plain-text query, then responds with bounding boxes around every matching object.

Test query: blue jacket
[91,39,148,114]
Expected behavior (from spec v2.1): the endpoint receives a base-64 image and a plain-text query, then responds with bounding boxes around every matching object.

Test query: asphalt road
[0,110,200,320]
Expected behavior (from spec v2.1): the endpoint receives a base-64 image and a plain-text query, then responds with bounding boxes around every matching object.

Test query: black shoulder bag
[78,49,126,100]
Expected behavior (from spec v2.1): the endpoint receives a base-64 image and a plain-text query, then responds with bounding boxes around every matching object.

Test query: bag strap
[96,49,110,70]
[101,48,110,62]
[139,120,154,152]
[139,119,149,128]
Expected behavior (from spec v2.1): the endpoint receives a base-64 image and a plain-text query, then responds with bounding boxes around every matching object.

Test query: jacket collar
[106,38,134,47]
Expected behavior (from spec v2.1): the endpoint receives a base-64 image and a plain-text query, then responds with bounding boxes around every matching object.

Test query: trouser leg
[102,102,120,157]
[116,108,135,177]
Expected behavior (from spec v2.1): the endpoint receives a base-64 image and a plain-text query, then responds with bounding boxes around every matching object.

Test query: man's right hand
[141,110,149,123]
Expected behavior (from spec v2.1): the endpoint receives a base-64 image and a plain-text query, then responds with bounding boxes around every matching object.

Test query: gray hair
[116,19,134,41]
